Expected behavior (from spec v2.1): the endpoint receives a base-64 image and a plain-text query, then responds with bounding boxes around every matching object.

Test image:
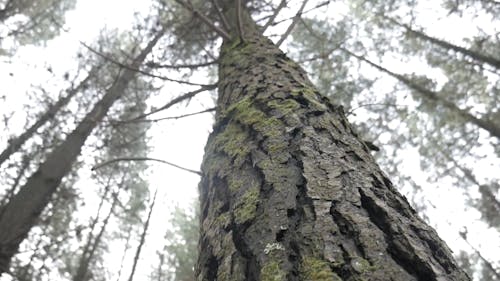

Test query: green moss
[300,257,340,281]
[202,153,232,178]
[267,99,301,115]
[227,176,244,192]
[224,97,284,140]
[226,38,241,50]
[215,212,231,228]
[234,187,259,224]
[260,261,286,281]
[351,257,378,273]
[213,123,251,165]
[291,87,327,111]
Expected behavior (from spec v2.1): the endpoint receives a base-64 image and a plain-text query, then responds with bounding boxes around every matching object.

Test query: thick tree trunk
[0,31,164,274]
[0,65,100,167]
[344,49,500,140]
[196,6,470,280]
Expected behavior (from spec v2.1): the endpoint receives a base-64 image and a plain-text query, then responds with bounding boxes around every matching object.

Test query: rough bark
[0,31,164,274]
[343,49,500,140]
[0,65,99,167]
[196,5,470,281]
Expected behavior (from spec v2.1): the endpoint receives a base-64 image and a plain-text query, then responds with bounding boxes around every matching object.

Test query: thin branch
[92,157,202,176]
[236,0,245,42]
[82,42,211,87]
[272,1,329,26]
[211,0,230,31]
[118,85,216,123]
[175,0,231,40]
[459,229,500,280]
[146,59,217,69]
[125,107,217,123]
[262,0,287,33]
[276,0,309,47]
[346,103,407,116]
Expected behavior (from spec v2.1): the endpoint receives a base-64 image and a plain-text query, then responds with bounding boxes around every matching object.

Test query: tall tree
[0,65,100,167]
[192,2,469,280]
[128,188,158,281]
[0,28,164,274]
[0,0,77,53]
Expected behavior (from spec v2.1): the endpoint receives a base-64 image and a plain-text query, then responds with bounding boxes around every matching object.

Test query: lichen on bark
[196,13,470,281]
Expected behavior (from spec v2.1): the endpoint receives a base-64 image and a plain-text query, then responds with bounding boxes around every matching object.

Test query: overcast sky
[0,0,499,280]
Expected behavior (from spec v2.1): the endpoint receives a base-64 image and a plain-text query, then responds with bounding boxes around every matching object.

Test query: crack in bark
[358,186,437,280]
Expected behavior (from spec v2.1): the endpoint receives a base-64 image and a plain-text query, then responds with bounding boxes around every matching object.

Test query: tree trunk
[127,188,158,281]
[343,49,500,140]
[0,30,164,274]
[196,5,470,280]
[73,191,117,281]
[0,65,100,167]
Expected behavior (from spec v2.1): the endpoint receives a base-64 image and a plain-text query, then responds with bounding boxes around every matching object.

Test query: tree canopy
[0,0,498,280]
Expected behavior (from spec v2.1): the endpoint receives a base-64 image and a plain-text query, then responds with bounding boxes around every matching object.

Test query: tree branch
[82,42,211,87]
[276,0,309,47]
[211,0,230,31]
[122,107,217,123]
[118,85,217,123]
[92,157,202,176]
[236,0,245,42]
[174,0,231,40]
[146,59,217,69]
[262,0,287,33]
[272,1,329,26]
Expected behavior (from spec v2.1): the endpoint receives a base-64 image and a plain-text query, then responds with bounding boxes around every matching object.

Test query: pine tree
[194,2,469,279]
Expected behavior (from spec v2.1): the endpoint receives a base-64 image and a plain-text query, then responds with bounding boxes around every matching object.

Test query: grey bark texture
[196,4,470,281]
[0,30,164,274]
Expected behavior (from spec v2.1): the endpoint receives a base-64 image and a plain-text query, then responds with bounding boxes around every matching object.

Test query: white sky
[0,0,499,280]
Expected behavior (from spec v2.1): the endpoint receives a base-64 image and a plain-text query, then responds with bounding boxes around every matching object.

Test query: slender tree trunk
[0,30,164,274]
[343,49,500,140]
[116,224,133,281]
[0,65,100,167]
[72,179,112,281]
[127,188,158,281]
[385,16,500,70]
[73,192,117,281]
[196,4,470,280]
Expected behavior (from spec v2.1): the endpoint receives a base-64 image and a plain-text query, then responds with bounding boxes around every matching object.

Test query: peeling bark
[196,7,470,280]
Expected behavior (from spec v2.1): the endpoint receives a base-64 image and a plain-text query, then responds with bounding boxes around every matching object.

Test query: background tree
[0,0,498,280]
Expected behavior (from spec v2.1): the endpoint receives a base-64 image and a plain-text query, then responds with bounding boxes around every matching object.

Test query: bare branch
[82,42,211,87]
[118,85,217,123]
[262,0,287,33]
[211,0,230,31]
[277,0,309,47]
[236,0,245,42]
[146,60,217,69]
[346,103,407,116]
[92,157,202,176]
[175,0,231,40]
[123,107,217,123]
[272,1,329,26]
